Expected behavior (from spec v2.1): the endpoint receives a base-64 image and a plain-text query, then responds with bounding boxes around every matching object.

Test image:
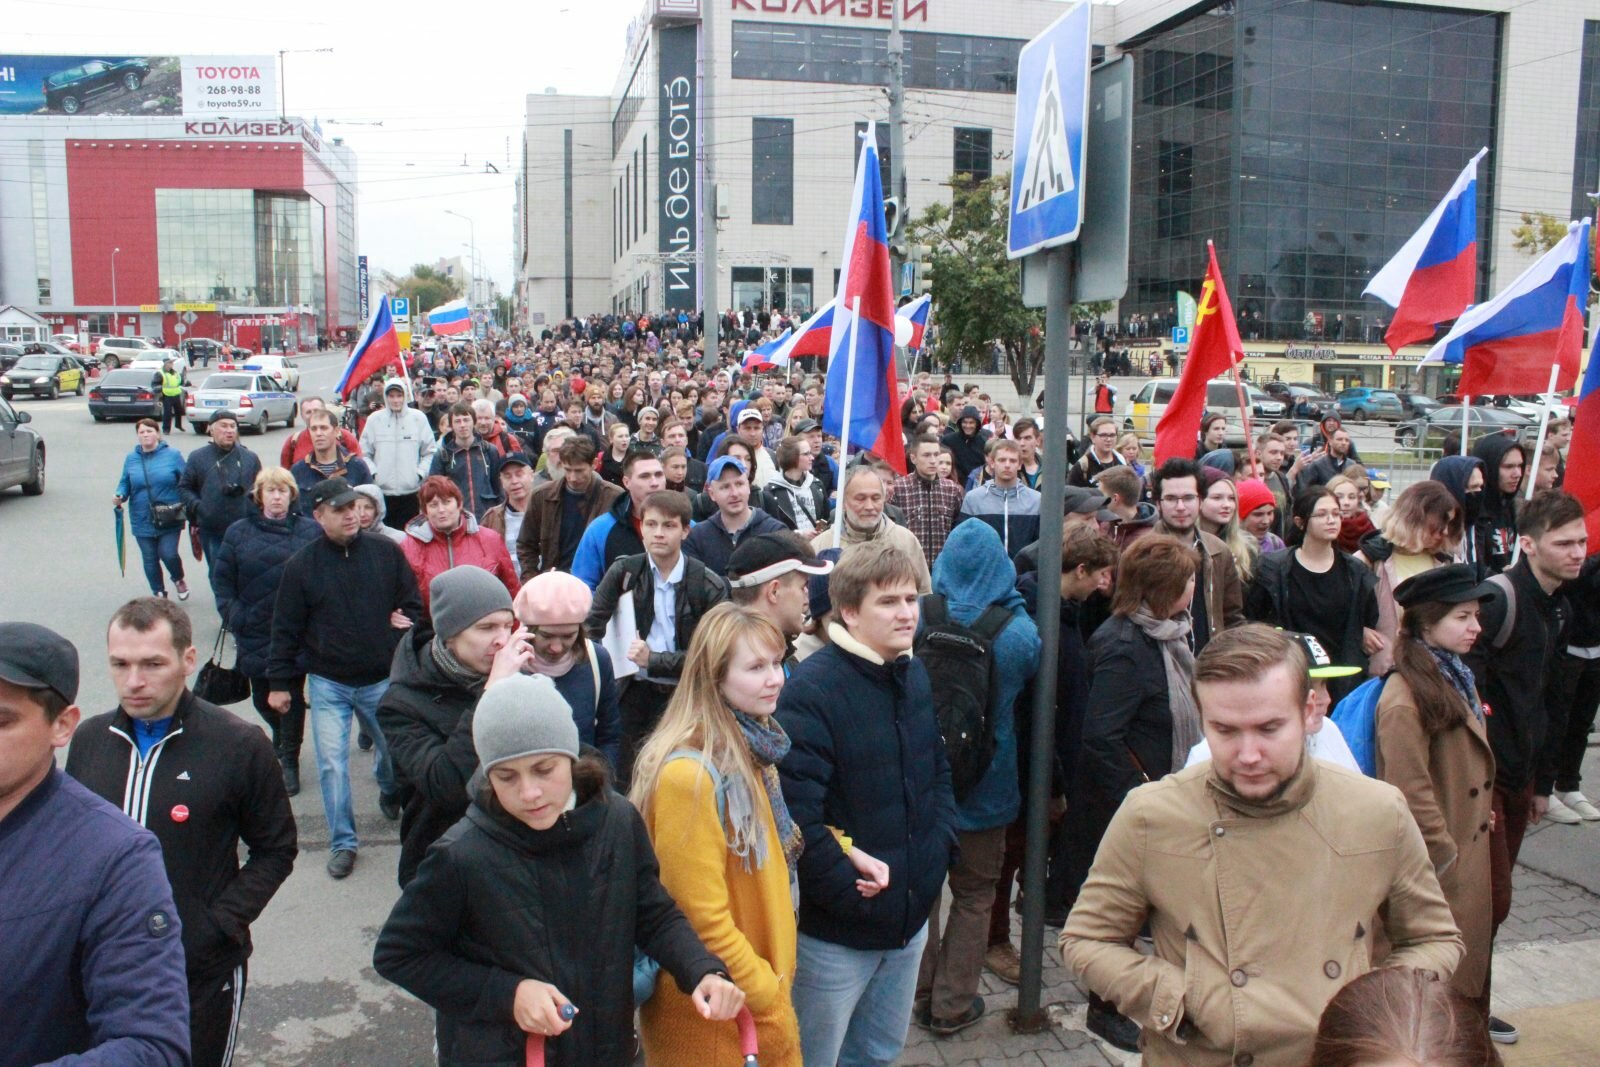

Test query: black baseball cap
[1286,632,1362,679]
[794,419,821,434]
[727,533,834,589]
[498,452,534,470]
[307,476,360,511]
[1063,486,1109,515]
[0,622,80,704]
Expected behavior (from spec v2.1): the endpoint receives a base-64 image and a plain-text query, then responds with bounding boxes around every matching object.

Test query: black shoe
[1087,1004,1142,1052]
[358,729,374,751]
[379,792,401,820]
[327,849,356,879]
[912,996,931,1028]
[1043,905,1068,928]
[1488,1016,1519,1044]
[929,996,985,1037]
[282,764,300,797]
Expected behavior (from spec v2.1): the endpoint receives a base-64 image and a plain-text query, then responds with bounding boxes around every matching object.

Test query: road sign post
[1005,0,1094,1034]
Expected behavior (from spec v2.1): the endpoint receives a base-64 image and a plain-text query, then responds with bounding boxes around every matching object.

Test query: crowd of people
[6,320,1593,1067]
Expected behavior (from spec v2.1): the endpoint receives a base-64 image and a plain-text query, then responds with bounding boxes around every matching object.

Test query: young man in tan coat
[1061,625,1462,1067]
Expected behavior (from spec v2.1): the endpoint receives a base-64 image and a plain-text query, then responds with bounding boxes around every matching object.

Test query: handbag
[139,450,186,530]
[193,630,251,706]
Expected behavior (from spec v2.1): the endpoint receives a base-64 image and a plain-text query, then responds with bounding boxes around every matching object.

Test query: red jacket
[280,427,362,469]
[400,514,519,611]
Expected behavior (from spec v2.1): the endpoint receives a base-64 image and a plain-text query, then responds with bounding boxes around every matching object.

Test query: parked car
[1263,383,1338,419]
[0,355,87,400]
[126,350,189,377]
[0,344,22,375]
[1394,405,1532,449]
[1124,377,1286,444]
[88,368,164,422]
[184,372,298,434]
[42,58,151,115]
[1335,387,1406,422]
[233,354,300,391]
[0,396,45,496]
[51,333,83,353]
[181,338,228,367]
[96,336,157,369]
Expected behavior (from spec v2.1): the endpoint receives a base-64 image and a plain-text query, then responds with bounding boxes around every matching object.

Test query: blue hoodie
[928,521,1042,831]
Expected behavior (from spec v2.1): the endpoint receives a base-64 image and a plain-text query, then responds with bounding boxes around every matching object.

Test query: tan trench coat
[1060,759,1462,1067]
[1374,672,1496,998]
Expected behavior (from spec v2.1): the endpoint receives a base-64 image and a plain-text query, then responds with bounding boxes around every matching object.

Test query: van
[1123,377,1287,445]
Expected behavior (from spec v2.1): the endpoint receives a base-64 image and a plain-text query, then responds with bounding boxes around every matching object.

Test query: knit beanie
[1235,478,1277,519]
[472,674,580,771]
[430,566,514,640]
[513,571,592,628]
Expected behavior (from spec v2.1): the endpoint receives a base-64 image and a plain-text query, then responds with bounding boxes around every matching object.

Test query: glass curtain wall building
[1125,0,1500,343]
[155,188,326,315]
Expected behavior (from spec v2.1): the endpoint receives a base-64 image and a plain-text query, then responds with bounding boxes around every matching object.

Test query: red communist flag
[1155,243,1246,466]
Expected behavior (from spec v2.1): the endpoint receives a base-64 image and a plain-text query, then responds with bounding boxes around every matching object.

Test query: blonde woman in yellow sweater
[630,604,804,1066]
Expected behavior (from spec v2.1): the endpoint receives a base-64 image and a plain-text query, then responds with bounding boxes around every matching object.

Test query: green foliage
[1511,212,1567,257]
[907,174,1111,399]
[385,264,462,316]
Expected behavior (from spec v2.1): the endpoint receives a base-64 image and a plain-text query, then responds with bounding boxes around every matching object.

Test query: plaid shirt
[890,473,964,566]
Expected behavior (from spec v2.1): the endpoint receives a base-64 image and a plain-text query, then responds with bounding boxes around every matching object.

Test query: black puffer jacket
[212,510,322,678]
[179,442,263,536]
[376,630,484,887]
[373,776,723,1067]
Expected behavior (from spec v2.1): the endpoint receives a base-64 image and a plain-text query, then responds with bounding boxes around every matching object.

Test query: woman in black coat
[211,466,321,795]
[374,674,745,1067]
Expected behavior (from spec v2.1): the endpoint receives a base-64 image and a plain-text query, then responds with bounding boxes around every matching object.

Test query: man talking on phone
[375,566,531,887]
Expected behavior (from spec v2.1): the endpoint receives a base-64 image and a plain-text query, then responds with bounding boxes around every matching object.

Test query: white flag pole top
[1364,147,1488,305]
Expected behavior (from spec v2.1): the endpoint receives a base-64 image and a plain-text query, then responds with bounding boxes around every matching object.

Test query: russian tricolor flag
[1364,148,1486,353]
[427,298,472,337]
[1564,309,1600,551]
[1420,218,1591,397]
[897,294,931,353]
[823,122,905,475]
[741,301,838,373]
[335,297,402,400]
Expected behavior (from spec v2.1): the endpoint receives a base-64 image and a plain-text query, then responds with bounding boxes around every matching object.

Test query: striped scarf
[733,710,804,872]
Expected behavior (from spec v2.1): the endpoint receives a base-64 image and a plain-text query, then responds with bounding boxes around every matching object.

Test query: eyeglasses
[1160,494,1199,506]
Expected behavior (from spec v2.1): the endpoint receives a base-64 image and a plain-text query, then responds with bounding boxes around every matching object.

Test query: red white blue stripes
[334,297,401,400]
[426,298,471,337]
[897,294,931,353]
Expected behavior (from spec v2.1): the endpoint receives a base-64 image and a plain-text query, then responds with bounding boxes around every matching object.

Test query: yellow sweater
[638,756,801,1067]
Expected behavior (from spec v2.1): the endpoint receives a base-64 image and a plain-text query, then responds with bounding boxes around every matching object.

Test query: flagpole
[833,295,863,550]
[1522,362,1563,503]
[1227,352,1256,474]
[1461,395,1471,456]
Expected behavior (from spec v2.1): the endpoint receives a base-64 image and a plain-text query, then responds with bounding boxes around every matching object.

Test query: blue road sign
[1007,1,1091,259]
[1172,326,1190,346]
[391,297,410,319]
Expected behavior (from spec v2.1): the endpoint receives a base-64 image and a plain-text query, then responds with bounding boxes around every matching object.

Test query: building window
[953,127,992,180]
[732,22,1023,94]
[752,118,794,225]
[86,313,112,335]
[37,278,51,305]
[641,134,648,236]
[853,122,892,193]
[1574,21,1600,221]
[906,32,1022,93]
[613,50,648,155]
[732,266,765,312]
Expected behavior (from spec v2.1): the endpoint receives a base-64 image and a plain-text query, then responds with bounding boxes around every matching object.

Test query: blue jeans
[306,674,394,854]
[792,924,928,1067]
[135,529,185,595]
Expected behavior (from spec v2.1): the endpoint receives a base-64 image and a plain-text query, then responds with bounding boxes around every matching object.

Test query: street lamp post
[443,210,476,310]
[111,246,121,333]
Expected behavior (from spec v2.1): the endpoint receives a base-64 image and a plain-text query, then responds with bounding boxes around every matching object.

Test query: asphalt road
[3,354,1593,1066]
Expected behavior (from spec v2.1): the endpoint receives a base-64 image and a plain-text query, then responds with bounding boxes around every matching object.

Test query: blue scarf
[1426,645,1482,722]
[733,711,804,872]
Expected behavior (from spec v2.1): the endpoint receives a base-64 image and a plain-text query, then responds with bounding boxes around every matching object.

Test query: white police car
[184,372,298,434]
[217,353,300,391]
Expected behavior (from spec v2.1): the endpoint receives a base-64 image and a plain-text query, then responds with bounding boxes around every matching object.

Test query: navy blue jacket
[213,510,322,678]
[178,441,263,536]
[553,641,622,769]
[682,507,788,578]
[290,451,374,515]
[429,434,502,518]
[0,768,190,1067]
[777,633,959,951]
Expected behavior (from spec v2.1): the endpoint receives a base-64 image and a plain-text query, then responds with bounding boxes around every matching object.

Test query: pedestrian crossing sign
[1007,1,1091,259]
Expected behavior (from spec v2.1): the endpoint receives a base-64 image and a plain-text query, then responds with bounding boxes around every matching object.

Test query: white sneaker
[1544,794,1583,825]
[1557,790,1600,821]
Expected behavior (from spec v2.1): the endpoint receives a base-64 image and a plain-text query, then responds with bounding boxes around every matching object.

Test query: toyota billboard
[0,54,276,117]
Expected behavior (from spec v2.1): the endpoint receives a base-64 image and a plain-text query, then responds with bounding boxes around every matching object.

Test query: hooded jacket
[960,480,1042,559]
[353,484,407,543]
[1429,455,1487,572]
[401,513,520,612]
[761,469,829,534]
[178,441,263,536]
[927,522,1042,831]
[940,406,991,484]
[429,433,502,518]
[212,508,323,677]
[1471,434,1525,574]
[373,777,725,1067]
[359,404,437,495]
[1099,501,1158,550]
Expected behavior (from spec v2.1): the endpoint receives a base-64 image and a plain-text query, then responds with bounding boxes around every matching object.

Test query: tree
[1511,212,1567,257]
[495,294,514,330]
[383,264,462,316]
[907,174,1110,400]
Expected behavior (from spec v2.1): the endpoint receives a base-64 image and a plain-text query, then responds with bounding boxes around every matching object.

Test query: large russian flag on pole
[823,122,905,475]
[897,294,932,353]
[427,298,472,337]
[1564,315,1600,551]
[1420,218,1591,396]
[1364,148,1486,353]
[743,301,837,372]
[334,296,402,400]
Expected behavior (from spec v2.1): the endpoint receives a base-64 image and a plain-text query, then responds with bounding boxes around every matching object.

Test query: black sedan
[88,369,164,422]
[1395,405,1532,450]
[42,58,150,114]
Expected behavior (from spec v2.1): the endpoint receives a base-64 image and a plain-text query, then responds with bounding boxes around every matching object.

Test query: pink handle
[524,1033,544,1067]
[737,1006,759,1064]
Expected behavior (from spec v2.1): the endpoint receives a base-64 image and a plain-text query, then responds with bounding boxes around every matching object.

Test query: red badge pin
[171,804,190,823]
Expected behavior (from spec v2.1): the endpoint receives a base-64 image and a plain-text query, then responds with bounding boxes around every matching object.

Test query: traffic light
[909,243,933,295]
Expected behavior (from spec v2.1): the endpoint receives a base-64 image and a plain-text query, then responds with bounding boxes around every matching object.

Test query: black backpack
[915,593,1013,802]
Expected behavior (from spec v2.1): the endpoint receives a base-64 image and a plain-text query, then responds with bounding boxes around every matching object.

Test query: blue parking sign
[391,297,410,319]
[1007,1,1091,259]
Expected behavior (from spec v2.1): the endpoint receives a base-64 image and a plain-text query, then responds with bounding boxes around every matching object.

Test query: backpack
[1486,572,1517,649]
[1330,675,1388,777]
[914,593,1014,802]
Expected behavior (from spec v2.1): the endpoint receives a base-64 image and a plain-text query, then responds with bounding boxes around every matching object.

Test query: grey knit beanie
[430,566,514,641]
[472,674,580,771]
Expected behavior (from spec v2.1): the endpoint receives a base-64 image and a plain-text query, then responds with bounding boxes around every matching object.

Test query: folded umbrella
[114,505,126,577]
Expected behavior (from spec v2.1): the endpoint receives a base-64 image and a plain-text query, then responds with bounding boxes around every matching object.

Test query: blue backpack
[1329,676,1387,777]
